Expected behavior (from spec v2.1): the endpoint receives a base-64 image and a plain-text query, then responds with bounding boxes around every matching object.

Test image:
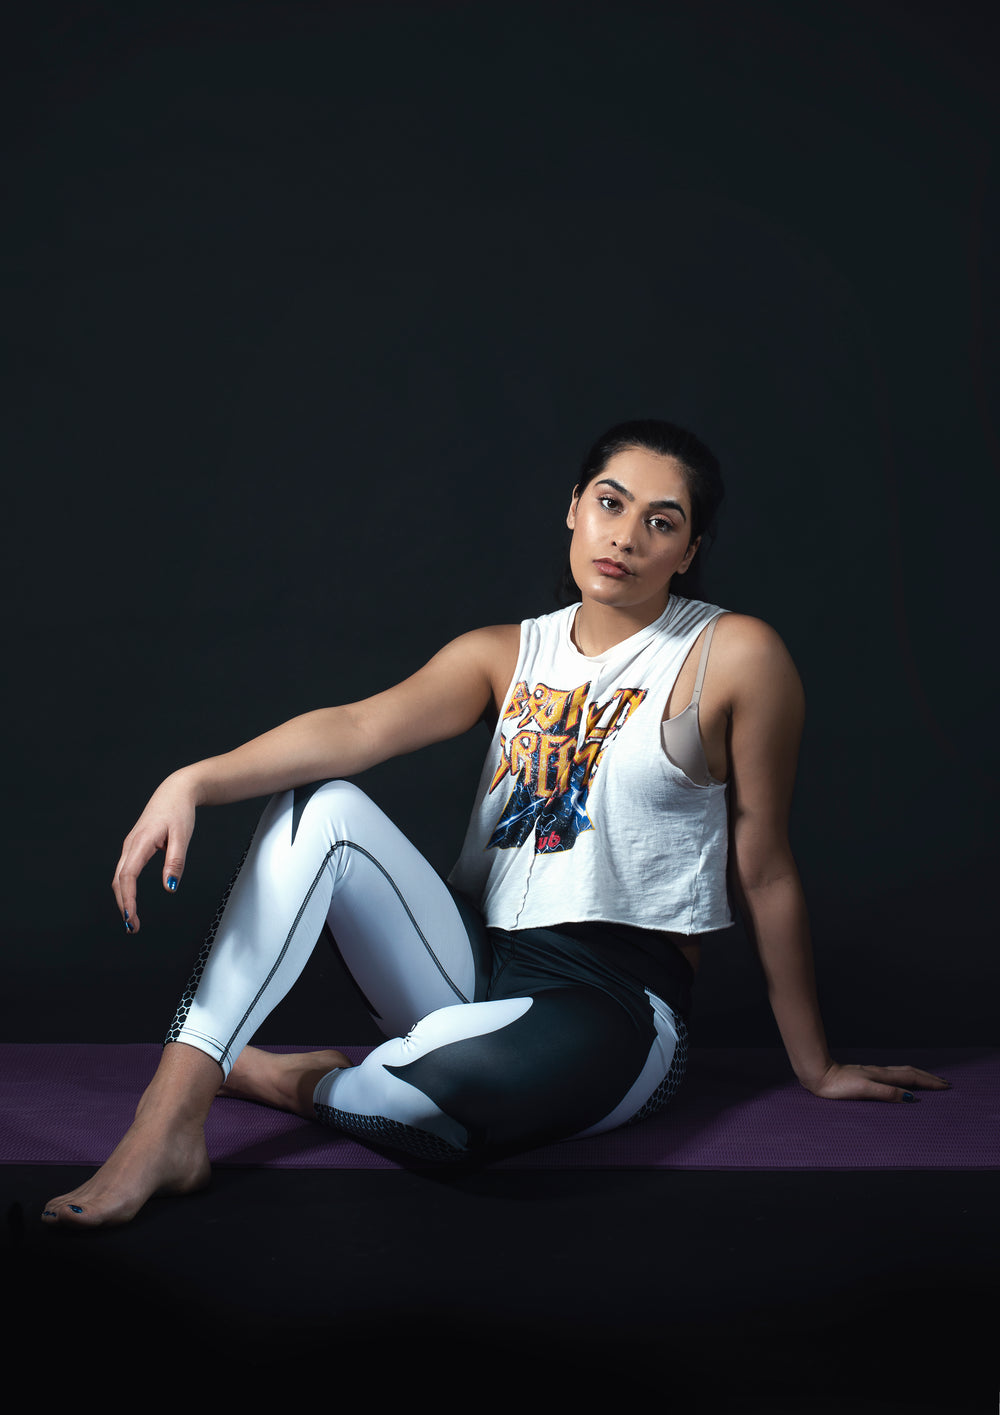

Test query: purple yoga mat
[1,1043,996,1170]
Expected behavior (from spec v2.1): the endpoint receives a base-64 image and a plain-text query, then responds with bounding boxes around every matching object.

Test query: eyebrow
[596,478,688,522]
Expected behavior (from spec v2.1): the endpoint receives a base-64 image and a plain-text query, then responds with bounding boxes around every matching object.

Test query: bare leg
[218,1044,352,1119]
[41,1043,221,1229]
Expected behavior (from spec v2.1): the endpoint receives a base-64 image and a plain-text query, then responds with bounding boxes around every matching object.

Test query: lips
[594,558,632,578]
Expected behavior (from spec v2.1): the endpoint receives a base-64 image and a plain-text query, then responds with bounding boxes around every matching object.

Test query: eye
[648,515,677,533]
[597,494,621,512]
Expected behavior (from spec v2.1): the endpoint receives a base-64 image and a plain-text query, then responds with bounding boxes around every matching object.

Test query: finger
[898,1067,951,1090]
[111,857,126,916]
[113,836,158,934]
[863,1065,951,1091]
[860,1080,917,1103]
[821,1074,919,1103]
[115,865,141,933]
[111,859,137,933]
[162,828,188,893]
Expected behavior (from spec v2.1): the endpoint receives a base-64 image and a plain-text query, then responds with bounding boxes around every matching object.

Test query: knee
[282,779,366,811]
[266,778,372,845]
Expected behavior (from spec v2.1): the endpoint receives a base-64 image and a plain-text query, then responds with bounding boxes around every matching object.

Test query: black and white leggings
[167,780,687,1162]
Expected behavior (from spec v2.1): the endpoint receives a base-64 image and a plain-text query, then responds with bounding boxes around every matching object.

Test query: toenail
[43,1210,56,1217]
[69,1205,83,1213]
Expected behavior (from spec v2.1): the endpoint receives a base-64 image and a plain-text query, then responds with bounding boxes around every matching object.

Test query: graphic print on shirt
[487,679,646,853]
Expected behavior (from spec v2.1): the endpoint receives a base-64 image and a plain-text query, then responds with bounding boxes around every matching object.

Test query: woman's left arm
[724,617,948,1102]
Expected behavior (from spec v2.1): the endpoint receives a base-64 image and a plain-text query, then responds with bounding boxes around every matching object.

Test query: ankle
[134,1061,223,1129]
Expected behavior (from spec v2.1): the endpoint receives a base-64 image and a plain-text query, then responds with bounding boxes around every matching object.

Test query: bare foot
[218,1045,352,1119]
[41,1041,221,1230]
[41,1115,211,1229]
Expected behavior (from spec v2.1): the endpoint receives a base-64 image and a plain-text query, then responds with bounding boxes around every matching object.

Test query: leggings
[167,780,687,1162]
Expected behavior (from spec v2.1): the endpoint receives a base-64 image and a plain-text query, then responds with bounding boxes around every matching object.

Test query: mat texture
[2,1043,996,1170]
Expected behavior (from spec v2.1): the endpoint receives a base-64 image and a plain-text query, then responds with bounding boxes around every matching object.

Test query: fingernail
[69,1205,83,1213]
[124,910,133,934]
[167,877,178,892]
[902,1091,918,1102]
[43,1210,56,1217]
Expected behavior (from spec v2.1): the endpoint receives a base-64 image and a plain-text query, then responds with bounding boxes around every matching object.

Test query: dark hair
[556,418,725,604]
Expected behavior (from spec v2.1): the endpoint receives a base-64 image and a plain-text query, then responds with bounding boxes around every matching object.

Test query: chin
[590,580,668,612]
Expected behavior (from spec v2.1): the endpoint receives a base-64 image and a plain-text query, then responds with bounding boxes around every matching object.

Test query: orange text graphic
[489,679,646,799]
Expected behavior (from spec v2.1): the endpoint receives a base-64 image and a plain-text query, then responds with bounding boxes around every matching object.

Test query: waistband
[489,919,695,1024]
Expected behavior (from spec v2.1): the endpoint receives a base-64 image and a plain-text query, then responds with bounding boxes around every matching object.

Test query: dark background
[3,0,996,1049]
[3,5,998,1411]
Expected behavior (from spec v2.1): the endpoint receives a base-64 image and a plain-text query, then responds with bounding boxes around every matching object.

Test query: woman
[42,420,947,1227]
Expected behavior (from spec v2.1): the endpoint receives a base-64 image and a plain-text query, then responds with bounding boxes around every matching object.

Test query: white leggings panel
[167,780,478,1080]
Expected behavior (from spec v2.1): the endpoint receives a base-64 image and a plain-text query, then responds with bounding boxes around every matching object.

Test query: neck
[570,592,671,657]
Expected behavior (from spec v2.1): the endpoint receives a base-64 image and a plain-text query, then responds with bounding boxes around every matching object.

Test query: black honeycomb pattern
[164,842,251,1046]
[313,1103,467,1163]
[628,1014,689,1124]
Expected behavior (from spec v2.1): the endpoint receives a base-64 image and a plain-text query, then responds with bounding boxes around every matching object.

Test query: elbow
[733,843,800,899]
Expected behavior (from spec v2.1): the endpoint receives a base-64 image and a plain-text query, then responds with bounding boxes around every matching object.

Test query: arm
[724,618,947,1102]
[112,625,516,931]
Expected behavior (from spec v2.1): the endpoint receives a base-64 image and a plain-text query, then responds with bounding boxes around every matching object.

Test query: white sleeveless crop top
[448,597,733,936]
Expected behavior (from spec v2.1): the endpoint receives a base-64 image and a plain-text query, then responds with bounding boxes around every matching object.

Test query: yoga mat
[1,1043,996,1170]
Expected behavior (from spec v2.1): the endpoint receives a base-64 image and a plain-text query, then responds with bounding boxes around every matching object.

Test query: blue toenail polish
[69,1205,83,1213]
[167,876,178,891]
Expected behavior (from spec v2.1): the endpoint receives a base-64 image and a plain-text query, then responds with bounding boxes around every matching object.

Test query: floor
[4,1162,996,1412]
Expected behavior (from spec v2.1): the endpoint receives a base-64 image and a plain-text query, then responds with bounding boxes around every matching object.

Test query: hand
[802,1061,951,1103]
[111,770,198,933]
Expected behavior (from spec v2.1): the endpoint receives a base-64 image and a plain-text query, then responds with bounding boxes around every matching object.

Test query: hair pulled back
[557,418,725,604]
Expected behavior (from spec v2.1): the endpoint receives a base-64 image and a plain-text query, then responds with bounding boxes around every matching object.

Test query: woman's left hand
[801,1062,951,1102]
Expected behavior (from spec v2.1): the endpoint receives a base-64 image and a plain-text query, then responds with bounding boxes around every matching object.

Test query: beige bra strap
[689,614,723,707]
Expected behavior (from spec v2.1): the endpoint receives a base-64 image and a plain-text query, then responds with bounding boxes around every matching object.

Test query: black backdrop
[4,0,997,1051]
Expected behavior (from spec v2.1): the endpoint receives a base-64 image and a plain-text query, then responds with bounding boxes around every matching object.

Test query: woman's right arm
[112,625,516,931]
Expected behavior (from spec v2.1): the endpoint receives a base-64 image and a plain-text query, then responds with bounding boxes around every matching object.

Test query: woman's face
[566,446,700,615]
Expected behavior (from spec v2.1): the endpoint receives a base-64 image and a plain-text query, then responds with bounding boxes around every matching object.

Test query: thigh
[299,780,492,1035]
[396,983,662,1148]
[486,925,688,1139]
[315,978,684,1159]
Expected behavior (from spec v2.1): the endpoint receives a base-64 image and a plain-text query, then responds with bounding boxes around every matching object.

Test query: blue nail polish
[167,877,178,892]
[902,1091,918,1102]
[124,913,133,934]
[69,1205,83,1213]
[43,1210,56,1217]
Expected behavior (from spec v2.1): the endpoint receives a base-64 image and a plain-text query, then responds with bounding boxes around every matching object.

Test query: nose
[612,518,637,551]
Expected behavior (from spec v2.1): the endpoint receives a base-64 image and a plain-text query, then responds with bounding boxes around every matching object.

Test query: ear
[676,535,701,575]
[566,485,581,530]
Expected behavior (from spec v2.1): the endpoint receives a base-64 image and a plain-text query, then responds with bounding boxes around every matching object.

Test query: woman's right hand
[111,769,199,933]
[106,626,511,932]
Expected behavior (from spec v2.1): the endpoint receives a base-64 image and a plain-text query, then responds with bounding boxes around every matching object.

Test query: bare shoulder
[349,622,522,758]
[710,613,804,711]
[457,623,522,702]
[425,623,521,705]
[458,622,522,655]
[440,623,520,671]
[712,611,793,659]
